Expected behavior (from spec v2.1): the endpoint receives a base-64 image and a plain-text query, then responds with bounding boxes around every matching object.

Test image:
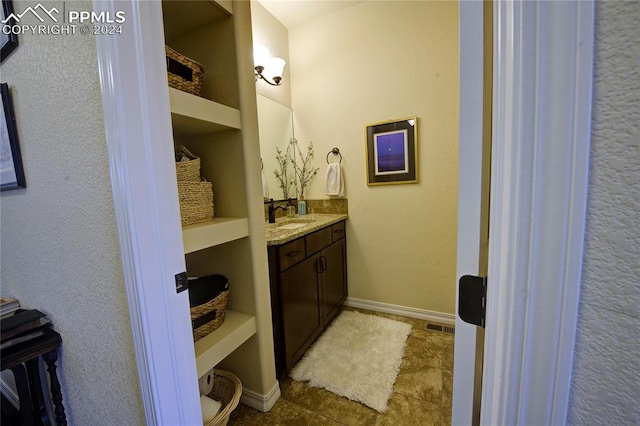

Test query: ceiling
[257,0,363,29]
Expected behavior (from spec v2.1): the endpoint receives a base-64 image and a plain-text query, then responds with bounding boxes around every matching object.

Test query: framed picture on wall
[365,117,418,185]
[1,0,19,63]
[1,83,26,191]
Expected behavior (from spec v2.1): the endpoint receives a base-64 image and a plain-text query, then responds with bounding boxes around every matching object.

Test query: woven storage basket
[175,145,201,182]
[177,181,214,227]
[191,289,228,341]
[204,370,242,426]
[166,45,204,96]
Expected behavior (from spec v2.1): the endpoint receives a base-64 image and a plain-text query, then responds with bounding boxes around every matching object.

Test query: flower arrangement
[274,145,294,199]
[291,138,319,199]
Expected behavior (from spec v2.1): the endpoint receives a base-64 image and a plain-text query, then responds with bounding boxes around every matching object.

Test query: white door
[452,1,595,425]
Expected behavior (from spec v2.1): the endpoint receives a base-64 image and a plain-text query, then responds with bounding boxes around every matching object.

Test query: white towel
[325,163,345,197]
[261,170,269,199]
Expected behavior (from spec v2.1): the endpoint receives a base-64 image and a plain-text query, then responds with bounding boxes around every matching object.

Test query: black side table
[1,328,67,426]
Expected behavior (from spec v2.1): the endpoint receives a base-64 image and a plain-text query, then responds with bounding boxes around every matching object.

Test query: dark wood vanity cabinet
[279,255,323,373]
[268,221,347,378]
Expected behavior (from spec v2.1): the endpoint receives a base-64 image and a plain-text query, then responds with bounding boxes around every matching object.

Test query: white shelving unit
[170,91,256,375]
[194,311,256,377]
[170,89,249,257]
[169,88,241,136]
[182,217,249,254]
[163,0,259,379]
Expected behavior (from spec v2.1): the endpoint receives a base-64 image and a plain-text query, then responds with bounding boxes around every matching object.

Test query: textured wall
[568,1,640,424]
[289,1,459,315]
[0,1,144,424]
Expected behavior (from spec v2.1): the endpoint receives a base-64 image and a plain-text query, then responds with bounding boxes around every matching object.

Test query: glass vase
[297,197,307,215]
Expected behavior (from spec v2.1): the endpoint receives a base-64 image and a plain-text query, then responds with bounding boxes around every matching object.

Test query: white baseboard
[240,382,280,412]
[344,297,455,325]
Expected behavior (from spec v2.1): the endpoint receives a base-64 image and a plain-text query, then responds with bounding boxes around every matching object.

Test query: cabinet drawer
[305,227,332,256]
[278,238,306,271]
[331,221,345,241]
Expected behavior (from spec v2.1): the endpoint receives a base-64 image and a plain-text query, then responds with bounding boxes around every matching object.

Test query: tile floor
[228,307,454,425]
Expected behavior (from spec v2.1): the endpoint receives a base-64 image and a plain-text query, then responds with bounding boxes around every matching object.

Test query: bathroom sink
[277,223,308,230]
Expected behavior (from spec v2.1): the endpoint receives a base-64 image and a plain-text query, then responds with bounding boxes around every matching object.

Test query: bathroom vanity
[266,215,348,378]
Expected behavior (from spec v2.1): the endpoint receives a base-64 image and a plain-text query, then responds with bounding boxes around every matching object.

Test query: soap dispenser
[286,199,296,217]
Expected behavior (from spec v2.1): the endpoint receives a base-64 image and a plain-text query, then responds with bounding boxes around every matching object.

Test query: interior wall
[288,1,459,314]
[251,2,294,201]
[251,1,291,107]
[568,1,640,424]
[0,1,143,423]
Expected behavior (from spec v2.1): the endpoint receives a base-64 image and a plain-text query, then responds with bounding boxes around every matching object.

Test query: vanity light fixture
[254,45,286,86]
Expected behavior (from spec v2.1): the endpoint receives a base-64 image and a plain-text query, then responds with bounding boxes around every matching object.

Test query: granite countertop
[265,213,348,246]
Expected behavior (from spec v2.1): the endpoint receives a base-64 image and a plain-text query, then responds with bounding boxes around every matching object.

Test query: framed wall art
[1,83,26,190]
[1,0,19,63]
[365,117,418,186]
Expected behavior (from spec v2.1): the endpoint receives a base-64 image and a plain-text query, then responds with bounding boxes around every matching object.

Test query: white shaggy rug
[290,310,412,412]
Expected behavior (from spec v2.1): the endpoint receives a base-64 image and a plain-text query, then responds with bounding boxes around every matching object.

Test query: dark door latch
[175,272,188,293]
[458,275,487,328]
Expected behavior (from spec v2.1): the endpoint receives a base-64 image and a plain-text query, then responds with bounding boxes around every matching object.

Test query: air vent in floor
[426,323,455,334]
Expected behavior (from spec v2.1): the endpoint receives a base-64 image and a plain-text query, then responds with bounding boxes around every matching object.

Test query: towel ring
[326,147,343,164]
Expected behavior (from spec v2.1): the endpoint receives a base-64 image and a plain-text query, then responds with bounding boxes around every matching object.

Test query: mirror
[257,94,296,200]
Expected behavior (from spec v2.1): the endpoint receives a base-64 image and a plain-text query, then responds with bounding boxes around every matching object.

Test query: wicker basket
[177,181,214,227]
[166,45,204,96]
[191,289,228,341]
[175,145,201,182]
[204,370,242,426]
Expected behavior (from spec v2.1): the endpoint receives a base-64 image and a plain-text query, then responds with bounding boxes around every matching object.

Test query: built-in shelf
[169,88,241,136]
[194,310,256,378]
[214,0,233,15]
[162,0,269,398]
[162,0,232,42]
[182,217,249,254]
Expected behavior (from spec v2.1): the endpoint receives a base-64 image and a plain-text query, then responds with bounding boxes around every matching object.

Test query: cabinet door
[321,238,347,326]
[280,255,323,371]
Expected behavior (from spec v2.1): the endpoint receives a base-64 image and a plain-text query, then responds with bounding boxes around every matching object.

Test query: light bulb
[268,57,286,80]
[253,45,270,68]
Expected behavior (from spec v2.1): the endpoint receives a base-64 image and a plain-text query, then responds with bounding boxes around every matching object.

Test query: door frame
[94,0,594,424]
[93,1,202,424]
[453,2,489,424]
[454,1,594,424]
